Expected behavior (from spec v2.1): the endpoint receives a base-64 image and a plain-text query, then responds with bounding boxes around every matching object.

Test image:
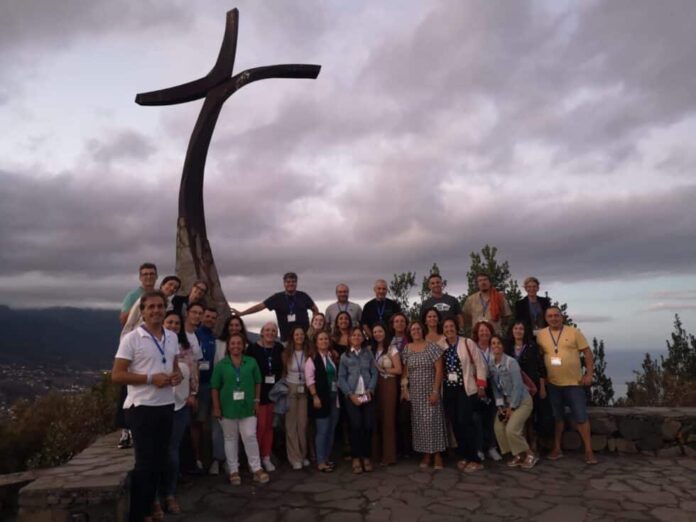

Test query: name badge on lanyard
[265,375,276,384]
[232,364,244,400]
[296,384,305,394]
[448,372,458,382]
[331,382,337,392]
[549,327,564,366]
[286,293,297,323]
[199,360,210,371]
[233,391,245,401]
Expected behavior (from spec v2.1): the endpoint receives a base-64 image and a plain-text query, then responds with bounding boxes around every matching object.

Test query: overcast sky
[1,0,696,358]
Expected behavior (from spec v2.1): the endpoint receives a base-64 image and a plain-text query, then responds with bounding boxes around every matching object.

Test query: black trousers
[443,386,480,463]
[344,399,375,459]
[125,404,174,522]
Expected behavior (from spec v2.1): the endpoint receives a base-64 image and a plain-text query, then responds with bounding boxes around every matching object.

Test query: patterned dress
[402,342,447,453]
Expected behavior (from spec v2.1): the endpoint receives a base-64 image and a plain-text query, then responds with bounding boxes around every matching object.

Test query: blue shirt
[196,326,217,385]
[487,353,529,409]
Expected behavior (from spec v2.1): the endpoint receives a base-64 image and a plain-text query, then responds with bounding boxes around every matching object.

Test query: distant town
[0,363,106,418]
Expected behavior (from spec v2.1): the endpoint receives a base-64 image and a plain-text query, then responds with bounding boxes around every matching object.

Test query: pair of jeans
[314,392,340,465]
[443,386,480,463]
[161,405,190,498]
[344,398,375,459]
[125,404,174,522]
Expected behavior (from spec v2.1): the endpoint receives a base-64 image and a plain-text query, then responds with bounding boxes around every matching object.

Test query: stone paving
[170,454,696,522]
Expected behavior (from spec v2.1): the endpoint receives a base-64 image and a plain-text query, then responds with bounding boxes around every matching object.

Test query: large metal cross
[136,8,320,324]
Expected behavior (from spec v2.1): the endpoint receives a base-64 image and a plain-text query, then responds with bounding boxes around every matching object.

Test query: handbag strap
[463,338,478,381]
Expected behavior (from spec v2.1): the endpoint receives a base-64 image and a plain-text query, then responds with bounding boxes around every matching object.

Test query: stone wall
[17,431,132,522]
[562,407,696,458]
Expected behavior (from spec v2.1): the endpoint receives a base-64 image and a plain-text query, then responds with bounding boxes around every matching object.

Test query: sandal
[547,451,564,461]
[253,469,270,483]
[433,454,444,470]
[464,461,483,473]
[352,459,363,474]
[317,464,333,473]
[419,455,431,469]
[363,459,373,472]
[164,496,181,514]
[507,455,523,468]
[521,454,539,469]
[585,455,598,465]
[151,502,164,521]
[456,460,469,471]
[228,472,241,486]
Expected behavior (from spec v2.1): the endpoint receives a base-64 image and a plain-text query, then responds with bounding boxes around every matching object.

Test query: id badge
[233,391,245,401]
[296,384,305,394]
[551,356,562,367]
[265,375,276,385]
[331,382,337,392]
[532,329,540,337]
[287,314,296,322]
[448,372,458,382]
[199,360,210,371]
[495,398,504,407]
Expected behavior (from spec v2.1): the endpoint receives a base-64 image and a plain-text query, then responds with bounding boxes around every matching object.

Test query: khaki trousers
[285,382,308,465]
[494,395,533,456]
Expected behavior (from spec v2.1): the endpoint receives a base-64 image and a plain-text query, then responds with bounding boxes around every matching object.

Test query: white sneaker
[291,461,302,470]
[487,448,502,462]
[262,457,276,472]
[209,460,220,475]
[302,458,311,467]
[477,451,485,461]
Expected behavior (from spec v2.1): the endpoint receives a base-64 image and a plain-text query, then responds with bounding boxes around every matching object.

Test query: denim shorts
[547,384,588,423]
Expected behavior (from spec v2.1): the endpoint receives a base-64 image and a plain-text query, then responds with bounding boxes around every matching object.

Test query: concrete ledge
[17,431,132,522]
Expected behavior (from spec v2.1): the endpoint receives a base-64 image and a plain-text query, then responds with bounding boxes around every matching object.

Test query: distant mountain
[0,306,121,369]
[0,306,260,370]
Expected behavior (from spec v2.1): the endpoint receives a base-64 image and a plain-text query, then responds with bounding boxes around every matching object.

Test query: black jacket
[514,296,551,332]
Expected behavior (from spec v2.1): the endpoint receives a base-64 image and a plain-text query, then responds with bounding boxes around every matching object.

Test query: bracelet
[146,373,153,385]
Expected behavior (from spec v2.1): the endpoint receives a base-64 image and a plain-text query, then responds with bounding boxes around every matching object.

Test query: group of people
[113,266,597,522]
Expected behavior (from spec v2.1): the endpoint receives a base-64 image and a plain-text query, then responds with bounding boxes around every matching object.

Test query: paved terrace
[169,454,696,522]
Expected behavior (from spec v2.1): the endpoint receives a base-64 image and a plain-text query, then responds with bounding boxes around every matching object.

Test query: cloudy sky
[2,0,696,366]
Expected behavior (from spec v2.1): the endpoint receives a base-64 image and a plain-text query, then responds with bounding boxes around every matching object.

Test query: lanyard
[446,341,458,366]
[376,300,386,321]
[294,351,305,381]
[232,362,242,389]
[529,301,541,320]
[265,348,274,374]
[479,345,491,365]
[514,344,527,361]
[375,348,386,363]
[142,327,167,365]
[479,294,490,316]
[549,326,564,354]
[285,293,296,315]
[323,354,334,372]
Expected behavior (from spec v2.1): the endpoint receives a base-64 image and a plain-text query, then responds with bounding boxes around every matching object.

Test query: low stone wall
[17,431,132,522]
[562,407,696,457]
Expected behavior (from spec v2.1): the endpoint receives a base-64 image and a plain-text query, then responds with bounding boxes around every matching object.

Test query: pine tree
[662,314,696,380]
[624,353,665,406]
[588,338,614,406]
[388,271,416,314]
[461,245,522,306]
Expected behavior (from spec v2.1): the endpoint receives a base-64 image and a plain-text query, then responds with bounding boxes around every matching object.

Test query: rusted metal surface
[136,8,320,324]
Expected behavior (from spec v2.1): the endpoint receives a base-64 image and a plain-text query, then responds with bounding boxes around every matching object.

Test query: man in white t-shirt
[112,290,182,522]
[184,302,204,362]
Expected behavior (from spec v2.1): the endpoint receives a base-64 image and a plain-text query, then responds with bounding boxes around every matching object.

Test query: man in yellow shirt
[536,306,597,464]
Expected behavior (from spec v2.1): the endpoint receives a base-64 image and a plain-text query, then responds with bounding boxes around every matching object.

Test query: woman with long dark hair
[283,326,311,469]
[423,307,444,345]
[371,323,401,466]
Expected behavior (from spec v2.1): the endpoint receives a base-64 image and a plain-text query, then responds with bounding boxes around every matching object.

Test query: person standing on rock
[462,273,512,335]
[325,283,363,330]
[361,279,402,336]
[112,290,182,522]
[536,306,597,465]
[233,272,319,343]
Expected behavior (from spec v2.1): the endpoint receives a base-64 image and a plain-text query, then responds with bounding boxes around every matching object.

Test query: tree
[662,314,696,380]
[461,245,522,306]
[587,338,614,406]
[388,271,417,320]
[621,315,696,407]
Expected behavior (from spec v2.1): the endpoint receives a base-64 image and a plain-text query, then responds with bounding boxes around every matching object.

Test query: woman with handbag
[439,318,488,473]
[488,335,538,469]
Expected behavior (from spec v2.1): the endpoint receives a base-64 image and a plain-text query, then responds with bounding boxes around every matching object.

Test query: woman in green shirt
[211,333,269,485]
